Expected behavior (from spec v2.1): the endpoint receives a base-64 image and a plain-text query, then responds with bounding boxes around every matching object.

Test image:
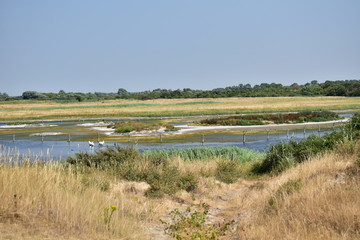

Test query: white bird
[88,141,94,147]
[98,140,105,146]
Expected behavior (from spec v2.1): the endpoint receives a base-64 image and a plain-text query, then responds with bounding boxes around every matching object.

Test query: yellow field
[0,96,359,121]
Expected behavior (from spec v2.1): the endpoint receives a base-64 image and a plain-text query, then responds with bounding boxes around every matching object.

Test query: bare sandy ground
[174,118,349,134]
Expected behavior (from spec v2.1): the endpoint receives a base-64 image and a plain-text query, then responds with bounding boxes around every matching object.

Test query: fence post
[41,134,44,142]
[12,134,15,142]
[267,129,269,141]
[242,131,246,144]
[303,127,306,138]
[68,134,71,143]
[201,135,205,145]
[160,133,163,143]
[287,129,289,139]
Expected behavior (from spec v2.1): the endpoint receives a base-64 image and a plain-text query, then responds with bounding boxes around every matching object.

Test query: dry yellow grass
[0,153,176,239]
[236,152,360,240]
[0,96,359,120]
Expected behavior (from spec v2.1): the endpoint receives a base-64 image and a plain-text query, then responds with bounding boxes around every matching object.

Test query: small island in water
[195,111,342,126]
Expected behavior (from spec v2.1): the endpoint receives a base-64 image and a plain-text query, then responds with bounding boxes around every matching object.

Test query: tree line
[1,79,359,102]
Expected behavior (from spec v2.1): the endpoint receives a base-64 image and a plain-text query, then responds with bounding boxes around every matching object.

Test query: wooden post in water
[97,133,100,142]
[68,134,71,143]
[12,134,15,142]
[201,135,205,145]
[303,127,306,138]
[266,129,269,141]
[160,133,163,143]
[286,129,289,139]
[318,125,321,136]
[41,134,44,142]
[242,131,246,144]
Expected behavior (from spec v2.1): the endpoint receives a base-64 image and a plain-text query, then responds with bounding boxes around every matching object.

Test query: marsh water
[0,115,344,160]
[0,130,335,161]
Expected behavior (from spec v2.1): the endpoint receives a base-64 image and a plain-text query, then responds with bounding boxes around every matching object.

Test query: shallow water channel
[0,114,350,160]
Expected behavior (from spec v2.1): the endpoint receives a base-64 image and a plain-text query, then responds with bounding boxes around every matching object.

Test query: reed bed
[143,146,265,162]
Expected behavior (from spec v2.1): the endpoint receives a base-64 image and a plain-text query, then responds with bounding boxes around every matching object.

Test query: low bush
[67,147,199,197]
[253,143,295,174]
[345,113,360,140]
[178,172,198,192]
[161,204,231,240]
[254,114,360,175]
[145,165,181,198]
[216,160,242,183]
[109,120,176,133]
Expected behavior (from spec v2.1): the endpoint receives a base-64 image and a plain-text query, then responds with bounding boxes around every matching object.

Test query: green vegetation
[103,205,118,231]
[67,147,196,197]
[144,146,265,162]
[254,113,360,174]
[67,146,263,197]
[5,80,359,102]
[161,204,231,240]
[215,160,243,183]
[109,120,176,133]
[196,111,341,126]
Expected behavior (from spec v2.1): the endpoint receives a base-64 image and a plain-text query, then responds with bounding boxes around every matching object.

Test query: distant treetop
[2,79,359,102]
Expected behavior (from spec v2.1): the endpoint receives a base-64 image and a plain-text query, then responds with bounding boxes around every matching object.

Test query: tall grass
[0,149,152,239]
[143,146,265,162]
[238,150,360,240]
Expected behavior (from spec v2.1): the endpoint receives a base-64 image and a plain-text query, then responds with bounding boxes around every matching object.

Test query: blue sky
[1,0,359,96]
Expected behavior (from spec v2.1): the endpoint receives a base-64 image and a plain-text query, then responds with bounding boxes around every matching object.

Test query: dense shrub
[345,113,360,140]
[253,143,295,174]
[216,160,242,183]
[145,165,181,198]
[67,147,199,197]
[67,147,140,171]
[254,114,360,174]
[110,121,175,133]
[178,172,198,192]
